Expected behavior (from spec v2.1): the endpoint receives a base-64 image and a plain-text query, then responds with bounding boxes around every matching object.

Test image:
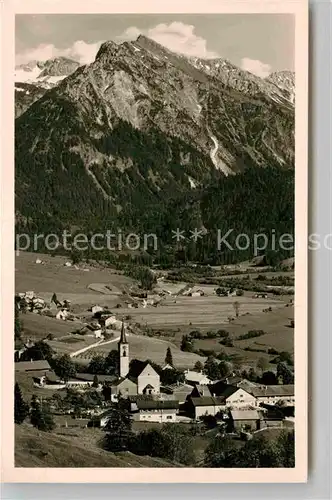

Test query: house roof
[45,371,61,383]
[250,385,294,398]
[128,394,155,402]
[15,360,51,372]
[190,396,225,407]
[112,377,137,388]
[137,399,180,410]
[192,384,212,397]
[218,385,242,399]
[185,371,211,383]
[74,373,117,383]
[231,410,260,421]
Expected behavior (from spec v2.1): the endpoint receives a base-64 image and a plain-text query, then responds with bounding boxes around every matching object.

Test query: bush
[237,330,266,341]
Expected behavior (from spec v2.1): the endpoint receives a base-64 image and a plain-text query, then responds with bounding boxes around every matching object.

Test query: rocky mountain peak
[266,70,295,103]
[95,40,121,61]
[38,57,80,77]
[15,36,295,228]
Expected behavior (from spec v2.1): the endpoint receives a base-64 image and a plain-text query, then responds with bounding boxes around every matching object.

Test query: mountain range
[15,36,295,263]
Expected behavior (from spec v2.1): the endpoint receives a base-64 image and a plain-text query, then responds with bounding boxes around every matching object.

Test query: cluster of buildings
[15,323,294,433]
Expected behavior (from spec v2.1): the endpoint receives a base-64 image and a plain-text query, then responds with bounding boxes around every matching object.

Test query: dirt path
[70,335,120,358]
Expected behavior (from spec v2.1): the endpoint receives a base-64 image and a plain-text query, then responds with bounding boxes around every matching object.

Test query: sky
[15,14,295,77]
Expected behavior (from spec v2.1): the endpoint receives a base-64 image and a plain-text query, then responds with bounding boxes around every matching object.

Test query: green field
[15,424,178,467]
[74,333,205,369]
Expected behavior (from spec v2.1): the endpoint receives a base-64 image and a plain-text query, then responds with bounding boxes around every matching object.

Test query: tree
[165,347,173,366]
[248,367,258,382]
[257,357,269,373]
[180,334,193,352]
[14,383,29,424]
[205,433,295,468]
[138,267,156,290]
[53,354,76,382]
[277,362,294,384]
[21,341,54,362]
[218,360,232,379]
[92,375,99,388]
[30,395,55,432]
[275,430,295,467]
[14,301,22,342]
[277,351,294,366]
[233,301,240,318]
[88,355,106,374]
[160,368,185,386]
[105,350,120,375]
[205,436,238,467]
[193,360,204,372]
[103,400,133,452]
[204,357,221,381]
[260,371,278,385]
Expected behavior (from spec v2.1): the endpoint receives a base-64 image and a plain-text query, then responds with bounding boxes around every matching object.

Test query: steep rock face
[37,57,80,78]
[15,82,47,118]
[15,57,80,117]
[15,36,295,228]
[266,71,295,104]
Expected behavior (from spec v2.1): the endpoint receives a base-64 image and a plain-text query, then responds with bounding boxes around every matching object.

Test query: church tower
[118,321,129,378]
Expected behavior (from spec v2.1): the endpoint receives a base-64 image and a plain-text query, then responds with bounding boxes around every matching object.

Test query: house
[249,385,295,406]
[65,379,92,389]
[161,383,194,404]
[190,384,212,398]
[188,396,225,419]
[15,360,51,373]
[93,329,103,338]
[136,399,179,423]
[218,385,257,408]
[33,371,65,389]
[184,370,211,386]
[103,315,117,328]
[111,377,138,399]
[230,409,261,432]
[56,309,69,320]
[92,305,104,315]
[259,404,286,427]
[74,373,117,385]
[189,290,204,297]
[14,348,26,362]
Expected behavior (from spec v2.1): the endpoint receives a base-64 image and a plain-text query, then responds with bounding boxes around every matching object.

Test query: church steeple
[119,320,128,344]
[118,320,129,378]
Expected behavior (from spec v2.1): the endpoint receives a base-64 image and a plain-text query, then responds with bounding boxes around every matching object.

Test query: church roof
[119,321,128,344]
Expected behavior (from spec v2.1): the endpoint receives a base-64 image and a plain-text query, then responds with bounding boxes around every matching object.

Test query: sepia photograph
[2,0,308,484]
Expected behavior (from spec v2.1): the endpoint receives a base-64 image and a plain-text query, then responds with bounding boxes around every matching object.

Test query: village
[14,252,295,466]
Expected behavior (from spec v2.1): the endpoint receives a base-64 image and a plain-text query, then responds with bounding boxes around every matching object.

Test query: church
[110,322,161,399]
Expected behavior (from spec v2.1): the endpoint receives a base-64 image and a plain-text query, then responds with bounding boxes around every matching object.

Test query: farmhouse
[56,309,69,320]
[136,399,179,423]
[249,385,295,406]
[162,383,194,404]
[211,384,257,408]
[188,396,225,419]
[230,409,261,432]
